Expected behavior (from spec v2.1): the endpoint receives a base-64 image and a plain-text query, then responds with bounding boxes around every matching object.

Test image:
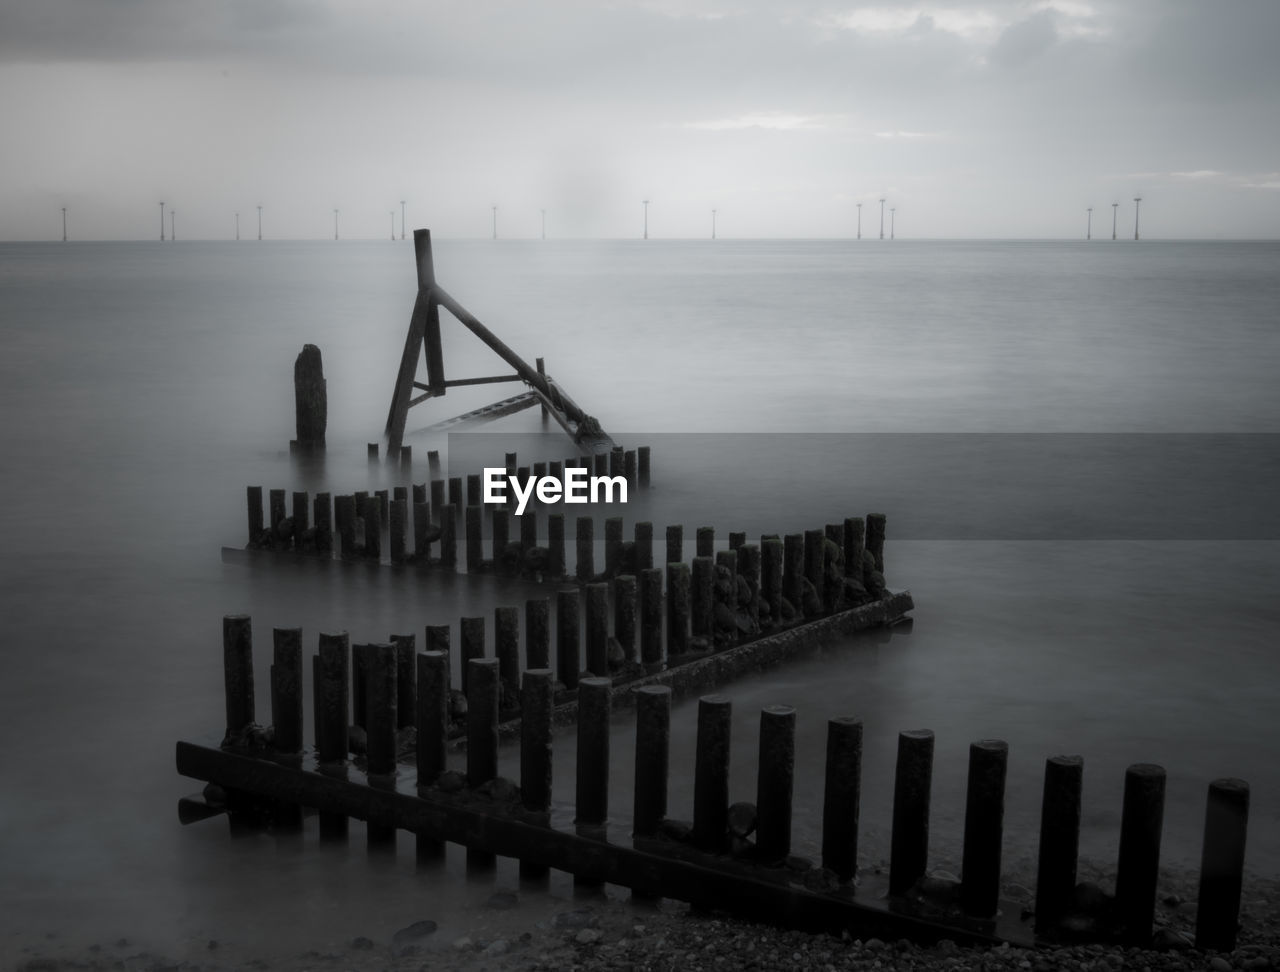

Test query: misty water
[2,238,1279,960]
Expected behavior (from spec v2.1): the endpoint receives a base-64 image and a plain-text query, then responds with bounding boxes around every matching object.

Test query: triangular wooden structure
[385,229,613,453]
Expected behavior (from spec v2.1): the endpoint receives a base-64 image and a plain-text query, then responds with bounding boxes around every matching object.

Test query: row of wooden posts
[204,614,1249,951]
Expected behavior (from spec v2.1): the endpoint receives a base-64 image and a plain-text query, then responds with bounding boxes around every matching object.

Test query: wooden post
[691,556,714,639]
[495,606,520,704]
[575,677,612,825]
[756,705,796,863]
[466,473,482,508]
[316,630,350,841]
[614,574,637,662]
[366,643,398,780]
[624,449,637,488]
[693,695,732,853]
[427,449,441,480]
[314,492,333,555]
[576,516,594,583]
[439,504,457,568]
[526,598,550,670]
[460,616,485,697]
[465,506,484,572]
[783,534,803,614]
[363,499,381,562]
[492,508,509,570]
[222,615,255,739]
[390,497,407,564]
[729,531,745,551]
[716,549,738,644]
[556,588,580,689]
[335,495,356,558]
[866,513,886,573]
[639,567,663,670]
[738,543,761,627]
[430,479,445,518]
[761,538,783,625]
[889,729,934,896]
[822,717,862,882]
[638,445,650,488]
[843,516,865,578]
[547,512,565,577]
[634,522,654,571]
[1195,778,1250,951]
[246,486,263,543]
[1035,755,1083,933]
[605,516,623,577]
[803,529,824,607]
[1115,763,1166,945]
[466,658,500,786]
[594,452,608,476]
[351,643,371,729]
[412,483,427,505]
[585,582,610,677]
[610,446,624,479]
[960,739,1008,919]
[666,562,691,658]
[368,442,378,462]
[417,651,448,786]
[665,524,683,565]
[424,624,451,686]
[413,502,430,558]
[448,476,463,513]
[520,507,538,554]
[270,627,303,754]
[392,634,415,730]
[633,685,671,837]
[696,526,714,558]
[269,488,286,537]
[400,444,412,469]
[520,669,554,812]
[291,490,309,542]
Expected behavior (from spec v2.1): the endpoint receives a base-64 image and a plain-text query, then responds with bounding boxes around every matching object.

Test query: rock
[1210,957,1233,972]
[523,545,550,573]
[553,909,598,930]
[452,936,474,951]
[436,770,466,793]
[392,920,438,944]
[482,939,509,956]
[479,776,519,801]
[803,867,842,893]
[1151,927,1194,950]
[350,936,374,950]
[576,929,603,945]
[347,725,367,756]
[727,802,758,838]
[275,516,295,541]
[607,636,626,669]
[448,690,468,721]
[661,818,693,841]
[713,601,737,632]
[800,578,823,617]
[785,855,814,872]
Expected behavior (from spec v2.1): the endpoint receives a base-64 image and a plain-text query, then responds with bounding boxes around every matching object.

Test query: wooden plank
[174,739,1032,946]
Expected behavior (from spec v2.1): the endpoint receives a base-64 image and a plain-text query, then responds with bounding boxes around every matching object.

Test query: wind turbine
[257,205,262,240]
[1087,207,1092,241]
[1133,197,1142,240]
[643,199,649,240]
[62,207,67,242]
[160,201,165,241]
[856,202,862,240]
[1111,202,1118,241]
[400,200,406,240]
[879,198,885,239]
[711,209,717,240]
[492,205,497,240]
[334,209,339,241]
[890,207,896,240]
[390,211,395,240]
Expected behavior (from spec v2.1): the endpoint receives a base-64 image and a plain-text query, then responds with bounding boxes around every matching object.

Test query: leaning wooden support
[1194,778,1249,951]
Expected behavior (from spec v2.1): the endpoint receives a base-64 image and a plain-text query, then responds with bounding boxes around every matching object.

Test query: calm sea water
[2,238,1279,960]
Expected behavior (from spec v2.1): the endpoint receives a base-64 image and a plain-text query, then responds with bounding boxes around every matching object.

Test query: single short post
[392,634,415,730]
[427,449,441,479]
[1115,763,1166,945]
[638,445,650,488]
[576,516,594,583]
[316,632,350,763]
[314,492,333,555]
[390,497,407,564]
[460,616,485,697]
[889,729,934,896]
[639,567,663,669]
[416,651,449,786]
[822,717,863,882]
[575,677,611,825]
[691,556,714,638]
[412,483,427,505]
[374,488,389,524]
[246,486,264,543]
[692,695,732,853]
[400,444,411,469]
[665,524,683,565]
[696,526,714,558]
[556,588,580,689]
[728,531,745,551]
[413,501,430,558]
[223,615,255,739]
[609,446,624,479]
[547,512,565,577]
[761,538,783,625]
[633,686,671,837]
[783,534,803,613]
[525,597,550,670]
[367,442,378,462]
[594,452,608,476]
[614,574,637,662]
[756,705,796,863]
[366,643,398,777]
[1195,778,1250,951]
[844,517,865,578]
[605,516,623,577]
[270,627,303,753]
[585,582,610,676]
[520,669,554,813]
[466,658,500,786]
[549,459,563,483]
[961,739,1009,919]
[466,505,484,572]
[363,500,381,561]
[866,512,887,573]
[495,606,520,704]
[1035,755,1083,933]
[351,642,371,729]
[439,504,457,568]
[425,624,451,684]
[666,562,691,657]
[634,521,654,571]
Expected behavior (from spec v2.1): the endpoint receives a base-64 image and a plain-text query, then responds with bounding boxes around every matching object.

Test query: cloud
[987,9,1058,68]
[683,113,843,131]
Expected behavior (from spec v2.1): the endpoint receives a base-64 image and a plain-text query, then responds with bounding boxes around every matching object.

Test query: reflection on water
[2,240,1279,960]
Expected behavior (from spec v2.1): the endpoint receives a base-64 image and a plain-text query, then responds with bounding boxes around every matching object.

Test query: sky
[1,0,1278,240]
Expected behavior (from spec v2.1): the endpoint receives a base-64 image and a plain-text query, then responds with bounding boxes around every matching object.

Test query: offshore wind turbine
[1087,207,1092,240]
[62,207,67,242]
[235,212,239,241]
[890,207,896,240]
[400,200,406,240]
[390,211,395,240]
[1133,197,1142,240]
[160,201,165,241]
[492,205,497,240]
[541,209,546,240]
[1111,202,1118,240]
[879,198,885,239]
[170,208,175,241]
[856,202,862,239]
[643,199,649,239]
[334,209,339,241]
[711,209,716,240]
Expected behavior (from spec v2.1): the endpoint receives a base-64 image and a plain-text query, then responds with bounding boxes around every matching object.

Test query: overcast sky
[2,0,1278,240]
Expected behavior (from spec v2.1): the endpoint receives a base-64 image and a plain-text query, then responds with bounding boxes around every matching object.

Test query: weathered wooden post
[729,531,745,551]
[439,504,457,568]
[576,516,595,583]
[412,501,430,558]
[1035,755,1083,933]
[314,492,333,555]
[960,740,1008,918]
[756,705,796,863]
[866,512,887,573]
[761,538,783,625]
[610,446,624,479]
[556,588,581,689]
[738,543,761,627]
[412,483,427,505]
[614,574,637,663]
[822,717,863,882]
[638,445,651,487]
[624,449,637,488]
[291,491,310,542]
[269,488,287,538]
[293,344,326,450]
[222,615,254,740]
[594,452,608,476]
[889,729,934,896]
[1195,778,1250,951]
[427,449,441,480]
[465,506,484,572]
[783,534,803,614]
[467,658,500,786]
[351,643,371,729]
[605,516,623,577]
[526,597,550,670]
[460,616,485,697]
[400,445,412,469]
[693,695,732,853]
[316,631,350,841]
[448,476,463,515]
[520,669,554,813]
[633,685,671,837]
[666,562,691,657]
[390,497,407,564]
[547,512,565,577]
[584,582,610,676]
[390,634,415,730]
[430,480,445,518]
[466,473,482,508]
[425,624,451,682]
[416,650,449,862]
[576,677,612,826]
[368,443,378,462]
[639,567,663,671]
[492,508,509,570]
[696,526,714,558]
[803,529,824,607]
[665,524,683,565]
[715,549,738,644]
[843,516,865,578]
[520,508,538,554]
[246,486,264,544]
[634,522,654,571]
[1115,763,1166,945]
[270,627,303,754]
[495,606,520,705]
[691,556,715,639]
[363,500,381,561]
[366,642,398,847]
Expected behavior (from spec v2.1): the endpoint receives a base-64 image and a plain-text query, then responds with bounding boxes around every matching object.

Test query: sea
[1,237,1278,960]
